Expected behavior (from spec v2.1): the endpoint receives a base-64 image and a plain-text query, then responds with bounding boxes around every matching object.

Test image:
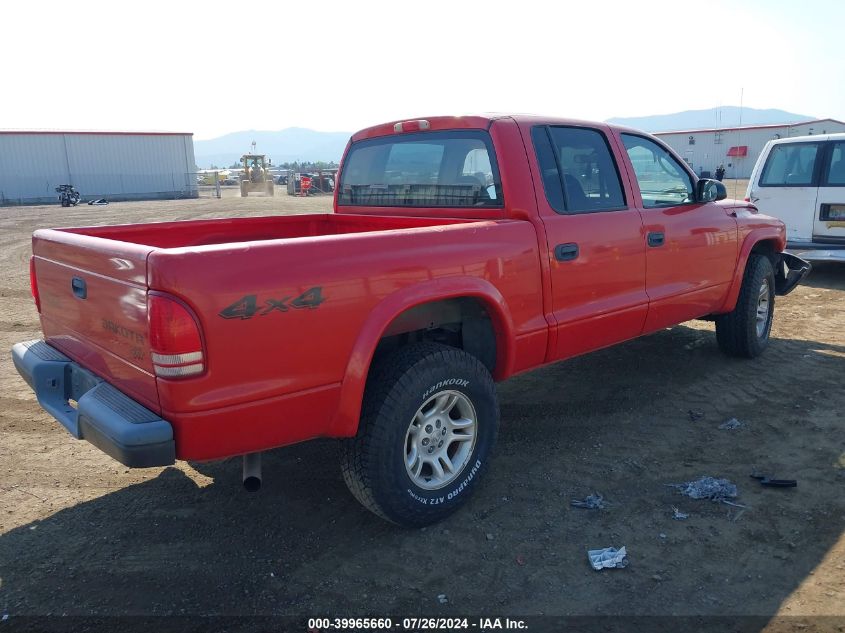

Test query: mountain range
[605,106,815,132]
[193,127,352,168]
[192,107,818,168]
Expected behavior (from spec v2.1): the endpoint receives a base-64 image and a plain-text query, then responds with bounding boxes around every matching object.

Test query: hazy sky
[3,0,843,139]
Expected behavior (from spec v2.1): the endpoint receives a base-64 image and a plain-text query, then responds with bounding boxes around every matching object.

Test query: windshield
[338,130,503,208]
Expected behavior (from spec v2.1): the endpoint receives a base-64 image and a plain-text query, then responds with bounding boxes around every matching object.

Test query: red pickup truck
[13,115,809,526]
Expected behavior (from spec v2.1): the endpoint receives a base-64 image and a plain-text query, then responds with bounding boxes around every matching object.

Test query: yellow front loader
[239,154,274,197]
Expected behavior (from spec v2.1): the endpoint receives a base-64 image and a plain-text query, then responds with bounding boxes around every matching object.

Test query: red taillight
[147,293,204,378]
[743,197,750,202]
[30,257,41,313]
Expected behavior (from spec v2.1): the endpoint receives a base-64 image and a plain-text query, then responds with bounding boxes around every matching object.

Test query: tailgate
[32,229,159,411]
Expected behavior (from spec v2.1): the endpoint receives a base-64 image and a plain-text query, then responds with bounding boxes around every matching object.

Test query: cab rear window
[338,130,503,208]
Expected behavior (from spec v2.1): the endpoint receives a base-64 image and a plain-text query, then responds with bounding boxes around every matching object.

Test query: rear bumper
[11,340,175,468]
[786,241,845,263]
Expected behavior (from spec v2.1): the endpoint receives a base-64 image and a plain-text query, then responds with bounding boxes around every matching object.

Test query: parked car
[13,115,809,527]
[746,132,845,261]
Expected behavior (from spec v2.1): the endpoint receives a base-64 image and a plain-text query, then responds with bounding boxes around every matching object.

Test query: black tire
[715,254,775,358]
[340,342,499,527]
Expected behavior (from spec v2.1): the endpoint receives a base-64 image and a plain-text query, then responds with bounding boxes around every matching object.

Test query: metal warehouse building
[655,118,845,180]
[0,131,197,205]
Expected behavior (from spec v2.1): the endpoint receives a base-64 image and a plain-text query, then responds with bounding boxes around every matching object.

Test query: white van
[746,133,845,261]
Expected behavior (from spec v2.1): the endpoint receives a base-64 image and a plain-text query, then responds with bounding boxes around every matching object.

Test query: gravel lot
[0,190,843,626]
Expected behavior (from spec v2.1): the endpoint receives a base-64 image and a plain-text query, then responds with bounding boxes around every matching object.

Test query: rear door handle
[71,277,87,299]
[647,232,665,248]
[554,243,579,261]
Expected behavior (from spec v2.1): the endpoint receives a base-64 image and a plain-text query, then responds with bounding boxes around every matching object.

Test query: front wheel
[340,342,499,527]
[715,254,775,358]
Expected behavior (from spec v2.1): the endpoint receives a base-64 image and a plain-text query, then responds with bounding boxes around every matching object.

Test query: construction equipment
[55,184,80,207]
[239,154,274,197]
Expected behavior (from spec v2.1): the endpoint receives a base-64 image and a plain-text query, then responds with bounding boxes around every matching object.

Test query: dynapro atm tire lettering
[218,287,325,319]
[407,459,482,504]
[448,458,483,500]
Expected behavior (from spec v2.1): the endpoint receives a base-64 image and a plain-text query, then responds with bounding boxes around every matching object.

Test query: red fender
[329,277,516,437]
[717,226,786,314]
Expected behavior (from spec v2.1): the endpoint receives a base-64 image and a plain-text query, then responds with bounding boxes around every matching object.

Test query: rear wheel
[340,342,499,527]
[716,254,775,358]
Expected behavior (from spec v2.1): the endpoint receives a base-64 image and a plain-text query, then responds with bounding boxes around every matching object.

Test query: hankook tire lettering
[422,378,470,400]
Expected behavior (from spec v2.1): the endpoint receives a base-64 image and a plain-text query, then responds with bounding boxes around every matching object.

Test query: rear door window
[338,130,502,207]
[760,142,820,186]
[824,142,845,186]
[531,125,626,214]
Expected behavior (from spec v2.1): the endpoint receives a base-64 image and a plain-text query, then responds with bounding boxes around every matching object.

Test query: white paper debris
[588,546,628,570]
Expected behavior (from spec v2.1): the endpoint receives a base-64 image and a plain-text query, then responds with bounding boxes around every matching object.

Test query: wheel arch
[329,277,516,438]
[717,229,785,314]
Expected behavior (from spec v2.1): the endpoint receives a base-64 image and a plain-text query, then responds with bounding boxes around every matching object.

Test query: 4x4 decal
[219,287,325,320]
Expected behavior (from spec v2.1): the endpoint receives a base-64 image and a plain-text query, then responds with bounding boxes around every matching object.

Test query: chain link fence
[186,172,221,199]
[283,169,338,196]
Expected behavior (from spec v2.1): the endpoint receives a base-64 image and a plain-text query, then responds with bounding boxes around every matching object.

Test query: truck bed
[56,213,476,248]
[31,212,535,450]
[32,213,479,409]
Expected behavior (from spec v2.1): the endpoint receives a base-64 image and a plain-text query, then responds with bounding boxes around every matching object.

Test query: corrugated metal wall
[0,133,197,205]
[656,120,845,179]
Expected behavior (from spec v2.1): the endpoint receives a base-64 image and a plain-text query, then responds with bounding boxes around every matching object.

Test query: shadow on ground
[799,262,844,291]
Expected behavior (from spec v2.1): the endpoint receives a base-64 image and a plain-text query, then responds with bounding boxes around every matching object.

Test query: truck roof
[351,114,636,142]
[763,131,845,144]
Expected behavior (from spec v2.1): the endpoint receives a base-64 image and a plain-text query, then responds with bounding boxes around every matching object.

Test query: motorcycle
[55,184,81,207]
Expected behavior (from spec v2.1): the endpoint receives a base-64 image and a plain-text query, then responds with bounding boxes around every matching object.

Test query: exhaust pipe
[242,452,262,492]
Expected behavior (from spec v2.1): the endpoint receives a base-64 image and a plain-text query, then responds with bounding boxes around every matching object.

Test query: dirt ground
[0,189,843,627]
[725,177,749,200]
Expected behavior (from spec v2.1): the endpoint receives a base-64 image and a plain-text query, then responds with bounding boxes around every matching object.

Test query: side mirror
[697,178,727,202]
